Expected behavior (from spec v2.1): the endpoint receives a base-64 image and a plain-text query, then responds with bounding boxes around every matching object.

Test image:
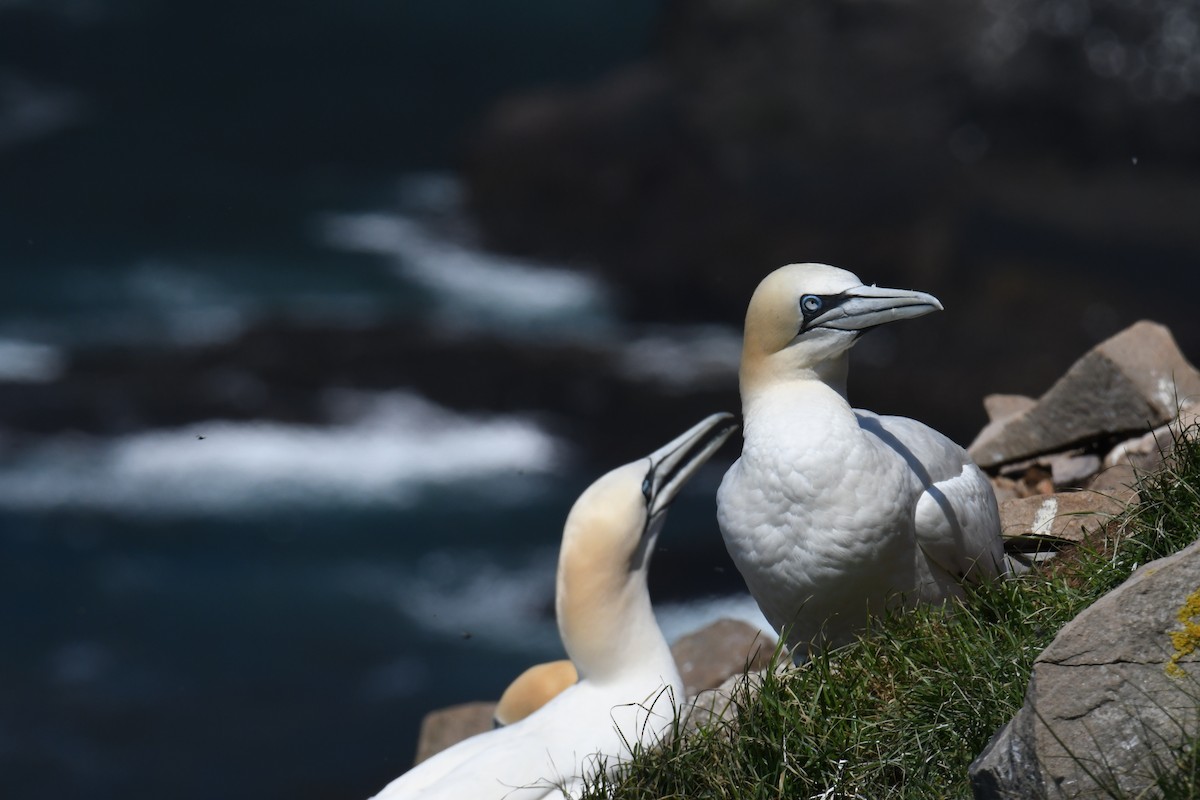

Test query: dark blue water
[0,4,734,798]
[2,499,551,797]
[0,476,739,799]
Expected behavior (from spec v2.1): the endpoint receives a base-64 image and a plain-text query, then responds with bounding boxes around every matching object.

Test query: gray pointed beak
[645,412,738,519]
[812,284,943,332]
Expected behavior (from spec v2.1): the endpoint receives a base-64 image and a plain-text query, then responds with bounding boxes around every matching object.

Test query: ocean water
[2,485,759,800]
[0,172,763,800]
[0,4,768,795]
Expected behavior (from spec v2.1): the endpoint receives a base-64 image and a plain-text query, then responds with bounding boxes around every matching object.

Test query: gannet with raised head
[372,412,738,799]
[716,263,1006,659]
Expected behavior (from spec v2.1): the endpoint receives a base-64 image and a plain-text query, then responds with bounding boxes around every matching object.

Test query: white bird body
[717,264,1004,656]
[373,413,737,799]
[382,675,674,799]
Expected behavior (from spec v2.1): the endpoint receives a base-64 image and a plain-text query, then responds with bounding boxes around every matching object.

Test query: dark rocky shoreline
[459,0,1200,434]
[8,1,1200,471]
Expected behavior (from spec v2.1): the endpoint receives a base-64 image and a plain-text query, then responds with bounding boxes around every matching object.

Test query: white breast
[717,381,1002,654]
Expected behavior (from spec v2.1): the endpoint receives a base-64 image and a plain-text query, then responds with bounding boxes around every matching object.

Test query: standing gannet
[716,263,1005,659]
[372,412,737,799]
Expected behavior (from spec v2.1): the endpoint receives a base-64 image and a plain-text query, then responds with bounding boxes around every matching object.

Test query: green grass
[581,423,1200,799]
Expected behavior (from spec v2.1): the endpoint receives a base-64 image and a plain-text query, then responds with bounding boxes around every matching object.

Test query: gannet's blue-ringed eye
[801,295,823,314]
[641,476,653,502]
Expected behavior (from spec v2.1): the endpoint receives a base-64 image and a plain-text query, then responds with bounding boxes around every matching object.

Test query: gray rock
[998,489,1131,544]
[974,396,1043,475]
[1104,403,1200,475]
[1085,462,1140,500]
[988,474,1024,505]
[969,322,1200,469]
[971,707,1043,800]
[984,394,1037,423]
[684,670,752,733]
[670,617,777,698]
[971,540,1200,799]
[412,701,496,766]
[1046,452,1102,488]
[684,660,792,733]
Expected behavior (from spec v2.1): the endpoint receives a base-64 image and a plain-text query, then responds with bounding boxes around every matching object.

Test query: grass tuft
[581,421,1200,799]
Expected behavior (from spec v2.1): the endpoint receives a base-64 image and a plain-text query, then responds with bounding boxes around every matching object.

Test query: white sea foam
[0,338,65,382]
[393,548,564,655]
[124,261,254,344]
[616,325,742,390]
[354,543,772,657]
[656,594,775,643]
[320,211,612,328]
[0,391,564,515]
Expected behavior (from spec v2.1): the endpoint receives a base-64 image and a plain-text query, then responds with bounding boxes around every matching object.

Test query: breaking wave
[0,391,565,516]
[319,176,613,332]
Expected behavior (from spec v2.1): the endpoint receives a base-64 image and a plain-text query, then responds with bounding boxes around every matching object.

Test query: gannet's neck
[556,510,672,684]
[739,346,850,408]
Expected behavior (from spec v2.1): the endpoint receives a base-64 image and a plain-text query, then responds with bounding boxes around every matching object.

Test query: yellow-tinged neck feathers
[555,462,669,683]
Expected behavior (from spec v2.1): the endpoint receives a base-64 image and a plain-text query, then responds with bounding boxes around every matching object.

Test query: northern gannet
[716,263,1006,658]
[493,660,578,727]
[372,412,738,799]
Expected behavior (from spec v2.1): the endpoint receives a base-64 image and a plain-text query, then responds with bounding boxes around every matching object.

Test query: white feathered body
[717,379,1004,653]
[372,662,682,800]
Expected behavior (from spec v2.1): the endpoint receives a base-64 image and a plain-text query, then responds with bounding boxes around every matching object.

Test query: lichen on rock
[1166,586,1200,678]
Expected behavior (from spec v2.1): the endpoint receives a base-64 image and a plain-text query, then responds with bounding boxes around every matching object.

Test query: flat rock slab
[984,394,1036,423]
[970,321,1200,469]
[999,489,1132,544]
[671,617,776,698]
[412,701,496,765]
[971,539,1200,799]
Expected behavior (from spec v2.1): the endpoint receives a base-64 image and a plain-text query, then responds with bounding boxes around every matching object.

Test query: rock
[670,618,777,698]
[1045,452,1102,488]
[683,668,770,734]
[684,670,748,733]
[973,397,1039,459]
[412,701,496,765]
[994,460,1057,498]
[1106,427,1174,475]
[970,708,1042,800]
[970,540,1200,799]
[969,322,1200,469]
[1085,463,1140,499]
[998,483,1137,570]
[1105,403,1200,475]
[988,474,1023,504]
[684,655,798,734]
[993,450,1104,494]
[983,394,1036,423]
[998,490,1131,545]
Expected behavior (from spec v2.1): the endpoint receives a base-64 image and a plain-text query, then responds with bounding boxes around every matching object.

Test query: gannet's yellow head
[555,413,737,682]
[740,263,942,400]
[493,659,578,727]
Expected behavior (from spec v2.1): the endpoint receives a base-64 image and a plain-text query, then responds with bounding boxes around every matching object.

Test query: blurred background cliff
[2,1,1199,798]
